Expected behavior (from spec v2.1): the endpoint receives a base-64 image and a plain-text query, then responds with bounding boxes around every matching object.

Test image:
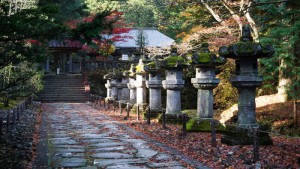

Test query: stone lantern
[125,64,137,103]
[145,60,163,116]
[104,72,113,100]
[219,25,274,145]
[161,47,188,121]
[121,76,130,100]
[135,59,148,105]
[108,69,119,100]
[115,70,129,101]
[188,43,226,131]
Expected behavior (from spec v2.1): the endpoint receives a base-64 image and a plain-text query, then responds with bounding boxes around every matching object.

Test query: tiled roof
[48,40,82,49]
[105,28,175,48]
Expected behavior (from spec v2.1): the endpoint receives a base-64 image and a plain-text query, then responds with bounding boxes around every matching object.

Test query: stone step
[38,95,88,97]
[44,74,83,79]
[44,85,84,89]
[37,98,89,102]
[38,93,88,97]
[44,82,85,84]
[44,81,84,84]
[38,95,88,98]
[44,80,83,83]
[37,99,88,103]
[39,89,86,94]
[43,86,86,89]
[38,74,89,102]
[43,84,84,86]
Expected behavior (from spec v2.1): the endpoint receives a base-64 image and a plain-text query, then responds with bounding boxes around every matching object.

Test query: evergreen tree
[257,1,300,125]
[135,29,148,56]
[120,0,157,27]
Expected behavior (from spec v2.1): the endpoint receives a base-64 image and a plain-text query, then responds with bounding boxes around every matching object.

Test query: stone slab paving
[40,103,209,169]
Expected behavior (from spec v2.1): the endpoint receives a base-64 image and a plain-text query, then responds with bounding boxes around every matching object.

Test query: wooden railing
[0,95,33,140]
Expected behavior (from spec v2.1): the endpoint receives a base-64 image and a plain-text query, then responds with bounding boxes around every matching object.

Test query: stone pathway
[40,103,188,169]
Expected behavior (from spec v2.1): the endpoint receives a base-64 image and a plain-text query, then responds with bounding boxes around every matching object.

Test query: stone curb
[33,110,48,169]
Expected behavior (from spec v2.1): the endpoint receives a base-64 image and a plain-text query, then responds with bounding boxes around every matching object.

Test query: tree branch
[221,0,243,35]
[245,1,259,41]
[200,0,223,23]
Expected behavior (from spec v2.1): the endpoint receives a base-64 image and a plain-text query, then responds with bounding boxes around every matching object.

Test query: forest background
[0,0,299,133]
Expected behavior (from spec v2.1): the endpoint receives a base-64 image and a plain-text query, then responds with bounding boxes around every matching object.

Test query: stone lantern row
[103,44,224,122]
[103,25,275,145]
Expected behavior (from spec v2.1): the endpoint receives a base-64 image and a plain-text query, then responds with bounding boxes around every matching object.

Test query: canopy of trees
[0,0,299,124]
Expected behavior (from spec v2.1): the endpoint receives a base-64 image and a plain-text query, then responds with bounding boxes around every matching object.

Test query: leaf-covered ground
[0,103,40,169]
[256,101,300,136]
[100,107,300,169]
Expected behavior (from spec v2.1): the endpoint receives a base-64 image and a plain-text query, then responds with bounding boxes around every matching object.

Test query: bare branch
[221,0,243,35]
[240,0,245,13]
[200,0,223,23]
[245,1,259,41]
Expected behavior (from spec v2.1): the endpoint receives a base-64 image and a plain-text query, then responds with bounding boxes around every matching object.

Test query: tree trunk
[245,2,259,41]
[293,100,299,127]
[277,59,290,102]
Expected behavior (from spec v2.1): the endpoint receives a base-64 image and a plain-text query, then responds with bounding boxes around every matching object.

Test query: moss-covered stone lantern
[187,43,226,131]
[219,25,275,145]
[135,59,148,105]
[145,59,164,117]
[161,47,189,121]
[120,72,130,101]
[124,64,137,103]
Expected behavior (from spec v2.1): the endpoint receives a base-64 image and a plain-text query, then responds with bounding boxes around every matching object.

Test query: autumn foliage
[65,10,131,56]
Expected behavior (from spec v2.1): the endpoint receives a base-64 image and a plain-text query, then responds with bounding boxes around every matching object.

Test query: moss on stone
[233,41,258,55]
[130,104,137,115]
[190,49,226,66]
[198,53,212,63]
[163,56,188,68]
[130,104,148,116]
[147,61,156,69]
[186,118,226,132]
[221,124,273,145]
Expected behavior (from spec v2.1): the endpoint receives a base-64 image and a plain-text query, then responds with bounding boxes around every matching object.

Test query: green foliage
[0,6,64,69]
[181,68,197,110]
[38,0,87,22]
[85,0,120,13]
[0,62,44,97]
[87,70,108,95]
[152,0,215,41]
[257,2,300,100]
[120,0,157,27]
[0,99,20,110]
[135,29,148,55]
[214,59,238,110]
